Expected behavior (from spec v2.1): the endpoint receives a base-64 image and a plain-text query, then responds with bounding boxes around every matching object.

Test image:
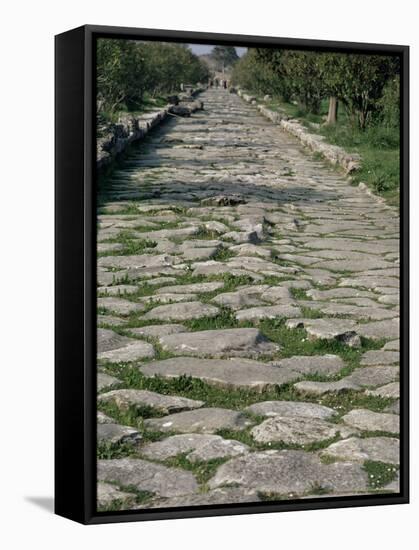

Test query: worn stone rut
[96,88,400,510]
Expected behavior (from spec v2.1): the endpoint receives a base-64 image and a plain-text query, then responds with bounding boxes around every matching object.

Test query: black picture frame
[55,24,409,525]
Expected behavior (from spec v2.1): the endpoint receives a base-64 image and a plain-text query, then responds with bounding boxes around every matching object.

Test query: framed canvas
[55,24,409,524]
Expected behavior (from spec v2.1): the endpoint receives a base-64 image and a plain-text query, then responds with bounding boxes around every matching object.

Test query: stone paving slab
[140,357,301,391]
[366,382,400,399]
[208,450,369,495]
[285,318,361,347]
[158,328,279,358]
[251,416,340,445]
[274,354,344,376]
[294,379,361,395]
[360,350,399,365]
[98,389,204,414]
[98,340,155,362]
[245,400,336,419]
[140,434,250,462]
[97,423,142,445]
[320,437,400,464]
[97,372,121,391]
[98,458,199,498]
[356,319,399,340]
[235,304,302,322]
[98,297,145,316]
[97,482,136,509]
[127,324,188,338]
[342,409,400,433]
[144,408,253,434]
[142,301,220,321]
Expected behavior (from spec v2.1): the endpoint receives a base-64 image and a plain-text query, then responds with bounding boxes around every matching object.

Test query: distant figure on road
[223,80,227,89]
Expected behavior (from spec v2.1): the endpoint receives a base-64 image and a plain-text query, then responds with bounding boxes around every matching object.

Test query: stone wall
[97,88,204,171]
[237,89,360,175]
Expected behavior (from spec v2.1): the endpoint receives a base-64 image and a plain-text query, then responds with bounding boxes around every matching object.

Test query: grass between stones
[289,287,309,300]
[159,454,228,485]
[97,441,140,460]
[98,233,157,257]
[97,479,155,512]
[211,247,237,262]
[99,361,394,416]
[363,461,399,489]
[215,426,341,454]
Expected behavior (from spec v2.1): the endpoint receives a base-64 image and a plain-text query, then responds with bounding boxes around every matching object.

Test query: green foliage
[97,39,209,116]
[210,46,239,71]
[363,461,399,489]
[97,39,147,113]
[319,122,400,205]
[231,49,284,97]
[97,440,139,459]
[233,47,399,131]
[279,51,327,113]
[317,53,400,129]
[378,75,400,128]
[161,454,228,484]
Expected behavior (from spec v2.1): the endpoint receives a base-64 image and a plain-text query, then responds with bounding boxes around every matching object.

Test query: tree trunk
[326,96,338,125]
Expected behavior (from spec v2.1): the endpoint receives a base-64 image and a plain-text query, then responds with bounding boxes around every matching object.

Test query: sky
[189,44,247,57]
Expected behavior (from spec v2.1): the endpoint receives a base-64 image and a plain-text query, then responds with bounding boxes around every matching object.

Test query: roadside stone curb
[97,87,204,171]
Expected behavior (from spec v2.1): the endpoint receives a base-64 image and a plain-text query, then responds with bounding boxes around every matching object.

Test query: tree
[318,53,399,129]
[326,96,338,125]
[96,40,209,116]
[231,49,283,96]
[255,48,327,108]
[210,46,239,71]
[97,39,147,112]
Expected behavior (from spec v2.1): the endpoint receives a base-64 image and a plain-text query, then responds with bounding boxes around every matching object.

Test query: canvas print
[95,38,401,512]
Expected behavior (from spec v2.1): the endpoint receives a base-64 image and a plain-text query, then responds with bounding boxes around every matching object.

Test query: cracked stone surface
[96,88,401,510]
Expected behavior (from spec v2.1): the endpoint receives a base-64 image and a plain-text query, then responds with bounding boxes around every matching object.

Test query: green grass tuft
[363,460,399,489]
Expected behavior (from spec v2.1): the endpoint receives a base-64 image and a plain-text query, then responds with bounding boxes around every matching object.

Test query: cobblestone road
[96,88,400,510]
